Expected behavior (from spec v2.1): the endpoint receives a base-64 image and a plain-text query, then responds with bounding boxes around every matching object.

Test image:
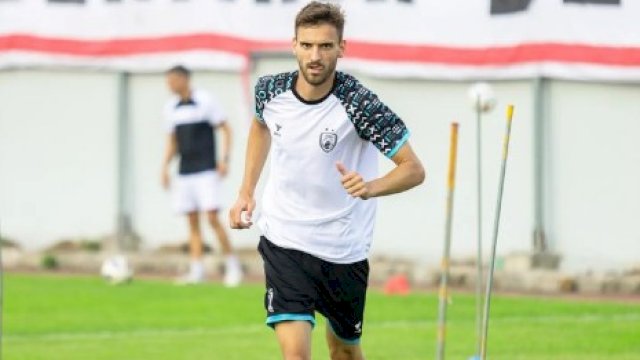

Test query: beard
[298,59,337,86]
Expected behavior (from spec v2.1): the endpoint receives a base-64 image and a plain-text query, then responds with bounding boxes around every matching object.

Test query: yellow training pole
[436,122,460,360]
[480,105,515,360]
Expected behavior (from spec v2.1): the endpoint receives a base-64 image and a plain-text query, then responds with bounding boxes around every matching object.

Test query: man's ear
[338,40,346,58]
[292,37,297,55]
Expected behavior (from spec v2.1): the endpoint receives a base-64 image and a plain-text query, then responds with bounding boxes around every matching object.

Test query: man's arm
[161,133,177,190]
[229,118,271,229]
[337,142,425,199]
[216,121,232,177]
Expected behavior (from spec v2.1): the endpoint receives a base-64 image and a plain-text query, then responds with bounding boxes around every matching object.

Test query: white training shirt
[164,89,226,175]
[254,71,410,264]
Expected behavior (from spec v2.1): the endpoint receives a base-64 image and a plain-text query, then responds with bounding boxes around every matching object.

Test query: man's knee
[329,345,348,360]
[282,353,311,360]
[207,211,222,226]
[279,339,311,360]
[328,342,363,360]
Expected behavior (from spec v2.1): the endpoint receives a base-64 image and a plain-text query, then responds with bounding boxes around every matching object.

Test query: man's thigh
[275,321,313,360]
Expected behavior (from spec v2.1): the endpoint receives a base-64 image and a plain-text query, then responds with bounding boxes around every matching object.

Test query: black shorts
[257,236,369,345]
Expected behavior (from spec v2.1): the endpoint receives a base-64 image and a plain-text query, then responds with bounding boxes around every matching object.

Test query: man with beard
[229,2,425,359]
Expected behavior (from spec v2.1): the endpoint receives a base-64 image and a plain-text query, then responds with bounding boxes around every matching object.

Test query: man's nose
[310,46,321,61]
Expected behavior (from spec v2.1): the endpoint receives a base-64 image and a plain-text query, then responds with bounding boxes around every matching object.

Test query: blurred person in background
[162,65,242,287]
[229,2,424,359]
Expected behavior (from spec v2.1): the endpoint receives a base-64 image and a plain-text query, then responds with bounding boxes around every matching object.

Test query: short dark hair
[295,1,345,41]
[166,65,191,78]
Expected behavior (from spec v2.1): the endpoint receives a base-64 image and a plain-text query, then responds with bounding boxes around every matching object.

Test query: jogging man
[162,65,242,287]
[229,2,425,359]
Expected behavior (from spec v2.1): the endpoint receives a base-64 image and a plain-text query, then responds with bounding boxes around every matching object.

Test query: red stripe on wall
[2,33,640,67]
[347,41,640,66]
[0,34,287,56]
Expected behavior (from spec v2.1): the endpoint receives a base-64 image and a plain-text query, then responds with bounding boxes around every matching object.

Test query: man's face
[166,72,189,95]
[293,23,344,87]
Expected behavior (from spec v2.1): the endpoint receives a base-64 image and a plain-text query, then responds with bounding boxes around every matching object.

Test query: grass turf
[3,273,640,359]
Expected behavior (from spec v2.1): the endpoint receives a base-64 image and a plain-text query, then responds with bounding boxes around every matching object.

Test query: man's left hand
[336,161,371,200]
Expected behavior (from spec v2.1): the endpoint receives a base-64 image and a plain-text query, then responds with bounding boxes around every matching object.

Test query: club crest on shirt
[319,130,338,153]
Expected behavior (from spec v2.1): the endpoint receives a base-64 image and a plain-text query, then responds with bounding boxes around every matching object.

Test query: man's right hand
[229,194,256,229]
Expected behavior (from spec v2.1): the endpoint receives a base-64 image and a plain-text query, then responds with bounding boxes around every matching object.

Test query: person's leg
[193,170,241,286]
[208,210,242,286]
[207,210,232,255]
[187,211,203,258]
[326,326,365,360]
[275,321,313,360]
[184,211,205,282]
[172,174,204,283]
[198,171,230,253]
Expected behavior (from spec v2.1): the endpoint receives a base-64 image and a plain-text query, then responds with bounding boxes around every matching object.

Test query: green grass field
[3,273,640,359]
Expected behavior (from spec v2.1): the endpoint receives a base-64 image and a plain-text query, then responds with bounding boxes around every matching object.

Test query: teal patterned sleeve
[333,72,410,158]
[254,72,295,123]
[254,76,268,122]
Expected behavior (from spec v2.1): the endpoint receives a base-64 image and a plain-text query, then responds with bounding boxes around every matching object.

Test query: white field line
[6,313,640,342]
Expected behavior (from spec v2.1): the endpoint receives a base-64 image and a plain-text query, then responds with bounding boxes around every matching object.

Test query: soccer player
[229,2,425,359]
[162,65,242,287]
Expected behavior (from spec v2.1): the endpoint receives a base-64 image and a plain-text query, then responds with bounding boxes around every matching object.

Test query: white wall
[545,81,640,271]
[0,70,118,249]
[1,66,638,272]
